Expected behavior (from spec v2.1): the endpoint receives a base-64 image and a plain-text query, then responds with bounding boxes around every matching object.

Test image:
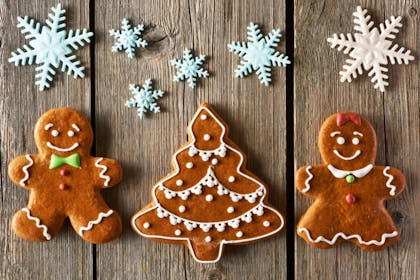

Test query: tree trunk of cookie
[188,240,223,263]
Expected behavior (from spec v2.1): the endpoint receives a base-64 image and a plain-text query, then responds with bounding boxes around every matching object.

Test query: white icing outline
[44,123,54,130]
[22,207,51,240]
[330,131,341,137]
[72,124,81,131]
[157,166,265,203]
[298,228,398,246]
[95,157,111,187]
[46,142,79,152]
[131,105,284,263]
[302,166,313,193]
[20,154,34,186]
[353,131,363,137]
[328,164,373,179]
[383,167,396,196]
[79,210,114,236]
[333,149,361,160]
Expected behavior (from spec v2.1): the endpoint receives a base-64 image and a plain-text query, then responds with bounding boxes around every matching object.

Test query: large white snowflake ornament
[126,79,164,119]
[170,48,209,88]
[109,18,147,59]
[327,6,414,92]
[8,4,93,91]
[228,22,290,86]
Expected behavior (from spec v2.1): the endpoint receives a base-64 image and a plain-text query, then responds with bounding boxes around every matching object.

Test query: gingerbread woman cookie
[8,108,123,243]
[296,112,405,251]
[131,103,284,263]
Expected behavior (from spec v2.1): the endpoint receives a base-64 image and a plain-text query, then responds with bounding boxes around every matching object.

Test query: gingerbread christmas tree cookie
[296,113,405,251]
[8,108,123,243]
[131,103,284,263]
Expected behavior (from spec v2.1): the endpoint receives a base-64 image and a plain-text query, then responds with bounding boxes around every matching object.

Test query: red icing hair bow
[337,113,361,126]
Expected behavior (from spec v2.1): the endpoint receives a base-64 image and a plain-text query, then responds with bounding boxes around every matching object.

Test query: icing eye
[352,137,360,145]
[337,137,345,145]
[51,130,59,137]
[67,130,75,137]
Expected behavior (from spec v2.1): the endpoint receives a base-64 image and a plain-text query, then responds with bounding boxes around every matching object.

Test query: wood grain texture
[94,0,287,279]
[0,0,93,279]
[294,0,418,279]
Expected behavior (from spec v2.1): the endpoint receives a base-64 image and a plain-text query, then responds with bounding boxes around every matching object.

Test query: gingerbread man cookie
[296,113,405,251]
[131,103,284,263]
[8,108,123,243]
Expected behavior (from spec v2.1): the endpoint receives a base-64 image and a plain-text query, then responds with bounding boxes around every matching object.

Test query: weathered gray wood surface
[0,0,418,279]
[294,0,418,279]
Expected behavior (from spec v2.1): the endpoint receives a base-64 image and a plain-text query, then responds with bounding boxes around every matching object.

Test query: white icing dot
[143,222,150,229]
[228,176,235,183]
[67,130,75,137]
[205,194,214,202]
[352,137,360,145]
[211,158,218,165]
[205,236,212,242]
[200,114,207,120]
[175,229,182,236]
[203,134,211,141]
[337,137,345,145]
[236,231,243,238]
[263,221,270,227]
[186,162,194,169]
[176,180,184,186]
[51,130,59,137]
[227,206,234,213]
[179,205,186,213]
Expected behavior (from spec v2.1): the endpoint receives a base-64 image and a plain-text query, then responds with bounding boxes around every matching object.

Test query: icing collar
[327,164,373,179]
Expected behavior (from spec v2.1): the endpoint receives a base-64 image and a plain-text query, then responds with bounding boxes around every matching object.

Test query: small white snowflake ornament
[8,3,93,91]
[109,18,147,59]
[170,48,209,88]
[126,79,164,119]
[228,22,290,86]
[327,6,414,92]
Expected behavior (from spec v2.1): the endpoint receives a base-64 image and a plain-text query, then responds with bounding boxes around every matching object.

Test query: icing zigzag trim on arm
[22,208,51,240]
[383,166,396,196]
[20,154,34,186]
[302,166,313,193]
[95,157,110,187]
[79,210,114,236]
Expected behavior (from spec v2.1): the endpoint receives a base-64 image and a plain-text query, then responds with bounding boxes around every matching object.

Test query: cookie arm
[94,157,123,188]
[8,154,35,189]
[378,166,405,199]
[295,165,320,198]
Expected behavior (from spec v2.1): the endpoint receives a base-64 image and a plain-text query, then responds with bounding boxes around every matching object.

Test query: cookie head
[34,108,93,156]
[318,113,377,169]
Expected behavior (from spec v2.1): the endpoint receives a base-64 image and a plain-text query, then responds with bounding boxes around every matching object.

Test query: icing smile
[333,149,361,160]
[46,142,79,152]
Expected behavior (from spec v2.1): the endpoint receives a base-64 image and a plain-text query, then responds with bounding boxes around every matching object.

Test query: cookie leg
[12,207,65,242]
[69,204,122,244]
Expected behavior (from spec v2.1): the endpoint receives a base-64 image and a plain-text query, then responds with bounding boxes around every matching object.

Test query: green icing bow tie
[49,153,81,169]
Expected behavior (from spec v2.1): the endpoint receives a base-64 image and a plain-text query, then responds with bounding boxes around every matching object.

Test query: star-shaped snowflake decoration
[126,79,164,119]
[170,48,209,88]
[109,18,147,59]
[228,22,290,86]
[327,6,414,92]
[8,3,93,91]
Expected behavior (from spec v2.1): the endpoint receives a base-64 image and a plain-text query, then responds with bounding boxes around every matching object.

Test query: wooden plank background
[0,0,417,279]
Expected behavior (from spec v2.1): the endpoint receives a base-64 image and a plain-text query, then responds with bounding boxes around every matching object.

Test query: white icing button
[205,194,214,202]
[263,221,270,227]
[186,162,194,169]
[227,206,234,213]
[205,236,212,242]
[143,222,150,229]
[203,134,211,141]
[67,130,75,137]
[174,229,182,236]
[176,180,184,186]
[51,130,59,137]
[236,231,243,238]
[211,158,218,165]
[200,114,207,120]
[228,176,235,183]
[179,205,186,213]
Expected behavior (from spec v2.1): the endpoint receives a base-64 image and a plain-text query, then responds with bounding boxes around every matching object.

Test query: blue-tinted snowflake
[126,79,164,119]
[228,22,290,86]
[8,3,93,91]
[170,48,209,88]
[109,18,147,59]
